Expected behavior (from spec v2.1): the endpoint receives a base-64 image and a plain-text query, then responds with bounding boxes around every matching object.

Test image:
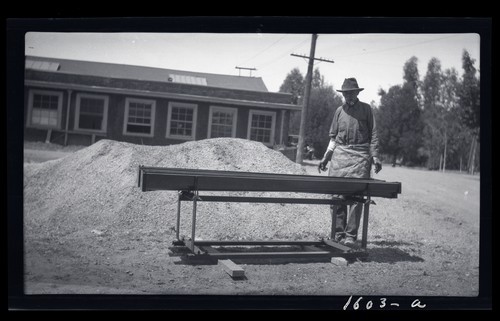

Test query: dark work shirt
[329,99,379,157]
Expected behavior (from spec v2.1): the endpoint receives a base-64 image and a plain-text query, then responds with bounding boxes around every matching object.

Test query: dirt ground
[22,140,482,309]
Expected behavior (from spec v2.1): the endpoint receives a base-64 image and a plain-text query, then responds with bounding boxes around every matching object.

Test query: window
[247,110,276,145]
[75,93,108,132]
[26,59,60,71]
[166,102,197,140]
[208,106,237,138]
[27,89,63,128]
[123,98,156,137]
[168,74,207,86]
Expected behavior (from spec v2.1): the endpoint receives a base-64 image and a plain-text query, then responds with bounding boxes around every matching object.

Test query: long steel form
[138,166,401,198]
[137,166,402,260]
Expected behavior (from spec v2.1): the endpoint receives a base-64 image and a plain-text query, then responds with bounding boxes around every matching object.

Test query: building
[24,56,301,148]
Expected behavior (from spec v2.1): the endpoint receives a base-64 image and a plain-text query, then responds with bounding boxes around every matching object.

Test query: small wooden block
[331,257,348,266]
[218,259,245,278]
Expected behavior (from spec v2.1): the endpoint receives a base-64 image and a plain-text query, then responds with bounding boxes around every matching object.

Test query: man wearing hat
[318,78,382,246]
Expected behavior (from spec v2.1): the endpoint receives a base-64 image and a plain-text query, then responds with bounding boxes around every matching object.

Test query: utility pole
[293,34,334,164]
[290,54,335,64]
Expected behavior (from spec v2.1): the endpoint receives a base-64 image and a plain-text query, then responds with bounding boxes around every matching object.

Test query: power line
[337,57,404,67]
[333,34,462,58]
[256,37,311,70]
[238,34,288,66]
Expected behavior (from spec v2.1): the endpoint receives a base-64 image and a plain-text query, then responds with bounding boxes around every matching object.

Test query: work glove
[372,157,382,174]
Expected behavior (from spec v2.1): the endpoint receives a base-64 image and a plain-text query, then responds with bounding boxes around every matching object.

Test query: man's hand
[318,149,333,173]
[373,157,382,174]
[318,158,329,173]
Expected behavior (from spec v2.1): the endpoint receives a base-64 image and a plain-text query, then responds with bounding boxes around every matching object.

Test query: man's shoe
[334,234,344,243]
[344,236,356,245]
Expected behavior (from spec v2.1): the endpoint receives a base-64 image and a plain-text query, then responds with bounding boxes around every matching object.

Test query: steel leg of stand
[330,205,337,240]
[176,192,181,241]
[190,190,198,252]
[361,196,370,249]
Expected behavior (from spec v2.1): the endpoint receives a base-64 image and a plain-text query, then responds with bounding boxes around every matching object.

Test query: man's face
[342,91,359,105]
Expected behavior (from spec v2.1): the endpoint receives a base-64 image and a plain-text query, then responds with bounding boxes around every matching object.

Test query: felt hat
[337,78,364,92]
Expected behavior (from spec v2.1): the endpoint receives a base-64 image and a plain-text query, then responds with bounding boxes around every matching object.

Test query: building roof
[25,55,269,92]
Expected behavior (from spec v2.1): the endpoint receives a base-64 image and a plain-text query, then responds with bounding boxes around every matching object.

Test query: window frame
[207,105,238,138]
[74,93,109,133]
[247,109,276,146]
[26,89,63,129]
[165,101,198,140]
[122,97,156,137]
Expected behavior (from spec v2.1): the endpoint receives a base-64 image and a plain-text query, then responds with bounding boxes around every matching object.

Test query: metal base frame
[173,190,372,261]
[169,239,368,262]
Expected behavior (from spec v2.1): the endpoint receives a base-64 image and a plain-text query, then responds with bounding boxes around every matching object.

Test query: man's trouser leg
[345,202,363,240]
[331,195,347,240]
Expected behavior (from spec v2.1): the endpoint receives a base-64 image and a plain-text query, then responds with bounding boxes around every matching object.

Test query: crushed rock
[24,138,332,242]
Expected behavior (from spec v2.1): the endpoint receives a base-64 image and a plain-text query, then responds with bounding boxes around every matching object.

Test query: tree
[457,49,480,174]
[422,57,447,169]
[306,81,343,156]
[376,53,480,172]
[419,55,478,172]
[420,56,476,172]
[400,56,425,165]
[376,56,425,166]
[312,68,324,88]
[279,67,343,156]
[403,56,420,85]
[398,84,425,165]
[403,56,423,106]
[280,68,305,136]
[439,68,471,171]
[305,68,343,156]
[376,86,403,163]
[376,85,424,166]
[279,67,305,105]
[458,50,480,131]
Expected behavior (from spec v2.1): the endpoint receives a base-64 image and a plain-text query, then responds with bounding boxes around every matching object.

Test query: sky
[25,32,480,105]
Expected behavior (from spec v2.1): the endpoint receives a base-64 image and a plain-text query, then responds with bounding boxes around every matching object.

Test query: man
[318,78,382,246]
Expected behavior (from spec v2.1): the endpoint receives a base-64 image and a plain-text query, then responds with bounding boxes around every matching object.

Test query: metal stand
[171,190,373,261]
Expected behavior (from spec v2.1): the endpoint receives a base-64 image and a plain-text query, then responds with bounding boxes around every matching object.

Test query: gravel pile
[24,141,87,152]
[24,138,332,242]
